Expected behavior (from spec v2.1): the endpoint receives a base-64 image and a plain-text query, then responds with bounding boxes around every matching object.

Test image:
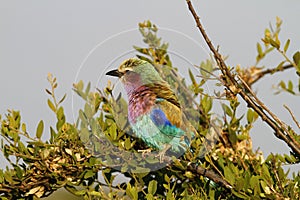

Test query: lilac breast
[128,86,156,123]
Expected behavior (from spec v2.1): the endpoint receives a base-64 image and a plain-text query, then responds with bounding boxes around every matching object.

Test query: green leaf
[221,103,232,117]
[79,127,90,143]
[148,180,157,195]
[200,59,214,78]
[21,123,26,133]
[276,61,286,70]
[228,130,238,145]
[76,80,84,91]
[232,190,249,199]
[136,55,153,64]
[131,167,150,175]
[209,189,215,200]
[279,81,286,89]
[36,120,44,139]
[26,186,43,196]
[265,46,275,54]
[45,89,52,95]
[0,170,4,183]
[283,39,290,53]
[250,175,260,194]
[189,69,197,86]
[57,106,64,120]
[126,183,138,200]
[47,99,56,112]
[17,141,26,153]
[42,148,50,159]
[293,51,300,66]
[247,109,254,123]
[84,103,93,119]
[58,94,67,104]
[216,156,225,170]
[84,170,95,179]
[3,171,13,184]
[14,165,23,179]
[224,167,235,184]
[235,177,245,191]
[50,127,57,142]
[164,174,170,182]
[56,107,65,130]
[288,80,293,91]
[85,82,91,95]
[260,180,271,195]
[12,131,19,142]
[261,165,272,183]
[145,194,154,200]
[108,123,117,141]
[247,109,258,124]
[284,154,296,163]
[74,190,86,196]
[278,167,285,180]
[257,42,263,57]
[202,95,212,114]
[269,38,280,49]
[133,46,150,55]
[124,137,132,150]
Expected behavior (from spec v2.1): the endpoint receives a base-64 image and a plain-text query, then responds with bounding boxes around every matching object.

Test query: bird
[106,58,195,160]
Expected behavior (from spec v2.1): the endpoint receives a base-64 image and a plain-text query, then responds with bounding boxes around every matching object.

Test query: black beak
[105,69,123,78]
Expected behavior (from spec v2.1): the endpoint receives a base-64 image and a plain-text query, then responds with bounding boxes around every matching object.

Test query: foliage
[0,18,299,200]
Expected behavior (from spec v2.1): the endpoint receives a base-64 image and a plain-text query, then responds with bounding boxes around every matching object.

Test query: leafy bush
[1,6,299,200]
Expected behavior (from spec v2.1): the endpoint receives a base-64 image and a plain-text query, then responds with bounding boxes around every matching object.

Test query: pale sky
[0,0,299,183]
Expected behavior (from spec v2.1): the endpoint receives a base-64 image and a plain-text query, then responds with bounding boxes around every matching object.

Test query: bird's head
[106,58,163,94]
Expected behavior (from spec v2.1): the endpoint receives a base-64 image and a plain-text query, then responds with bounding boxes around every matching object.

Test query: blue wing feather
[150,108,185,137]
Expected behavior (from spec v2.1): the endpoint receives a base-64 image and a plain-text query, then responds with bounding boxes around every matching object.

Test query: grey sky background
[0,1,299,197]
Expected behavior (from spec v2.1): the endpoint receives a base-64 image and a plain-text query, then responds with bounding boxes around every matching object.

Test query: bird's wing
[144,82,182,123]
[143,82,192,137]
[144,83,181,108]
[148,87,186,137]
[150,105,185,137]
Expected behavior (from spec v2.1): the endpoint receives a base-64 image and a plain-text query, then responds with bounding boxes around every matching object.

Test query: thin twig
[161,155,232,189]
[277,49,299,70]
[238,75,300,148]
[186,0,300,155]
[187,163,232,189]
[251,65,293,85]
[271,156,285,194]
[284,104,300,129]
[249,64,294,86]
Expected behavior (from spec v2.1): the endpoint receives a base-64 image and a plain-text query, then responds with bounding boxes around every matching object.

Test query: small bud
[184,171,194,179]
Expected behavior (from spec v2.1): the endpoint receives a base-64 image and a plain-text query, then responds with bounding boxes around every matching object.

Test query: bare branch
[187,163,232,189]
[186,0,300,155]
[238,75,300,148]
[284,104,300,129]
[249,64,294,86]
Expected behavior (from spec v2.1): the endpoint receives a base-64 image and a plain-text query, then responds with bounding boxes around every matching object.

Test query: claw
[138,148,152,158]
[156,144,171,163]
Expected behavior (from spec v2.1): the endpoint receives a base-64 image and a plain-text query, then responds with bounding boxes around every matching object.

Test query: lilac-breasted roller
[106,58,195,159]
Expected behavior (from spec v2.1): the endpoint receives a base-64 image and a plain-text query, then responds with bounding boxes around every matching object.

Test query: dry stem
[186,0,300,155]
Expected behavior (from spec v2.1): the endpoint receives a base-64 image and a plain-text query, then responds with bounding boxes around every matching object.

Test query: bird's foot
[156,144,171,163]
[138,148,152,158]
